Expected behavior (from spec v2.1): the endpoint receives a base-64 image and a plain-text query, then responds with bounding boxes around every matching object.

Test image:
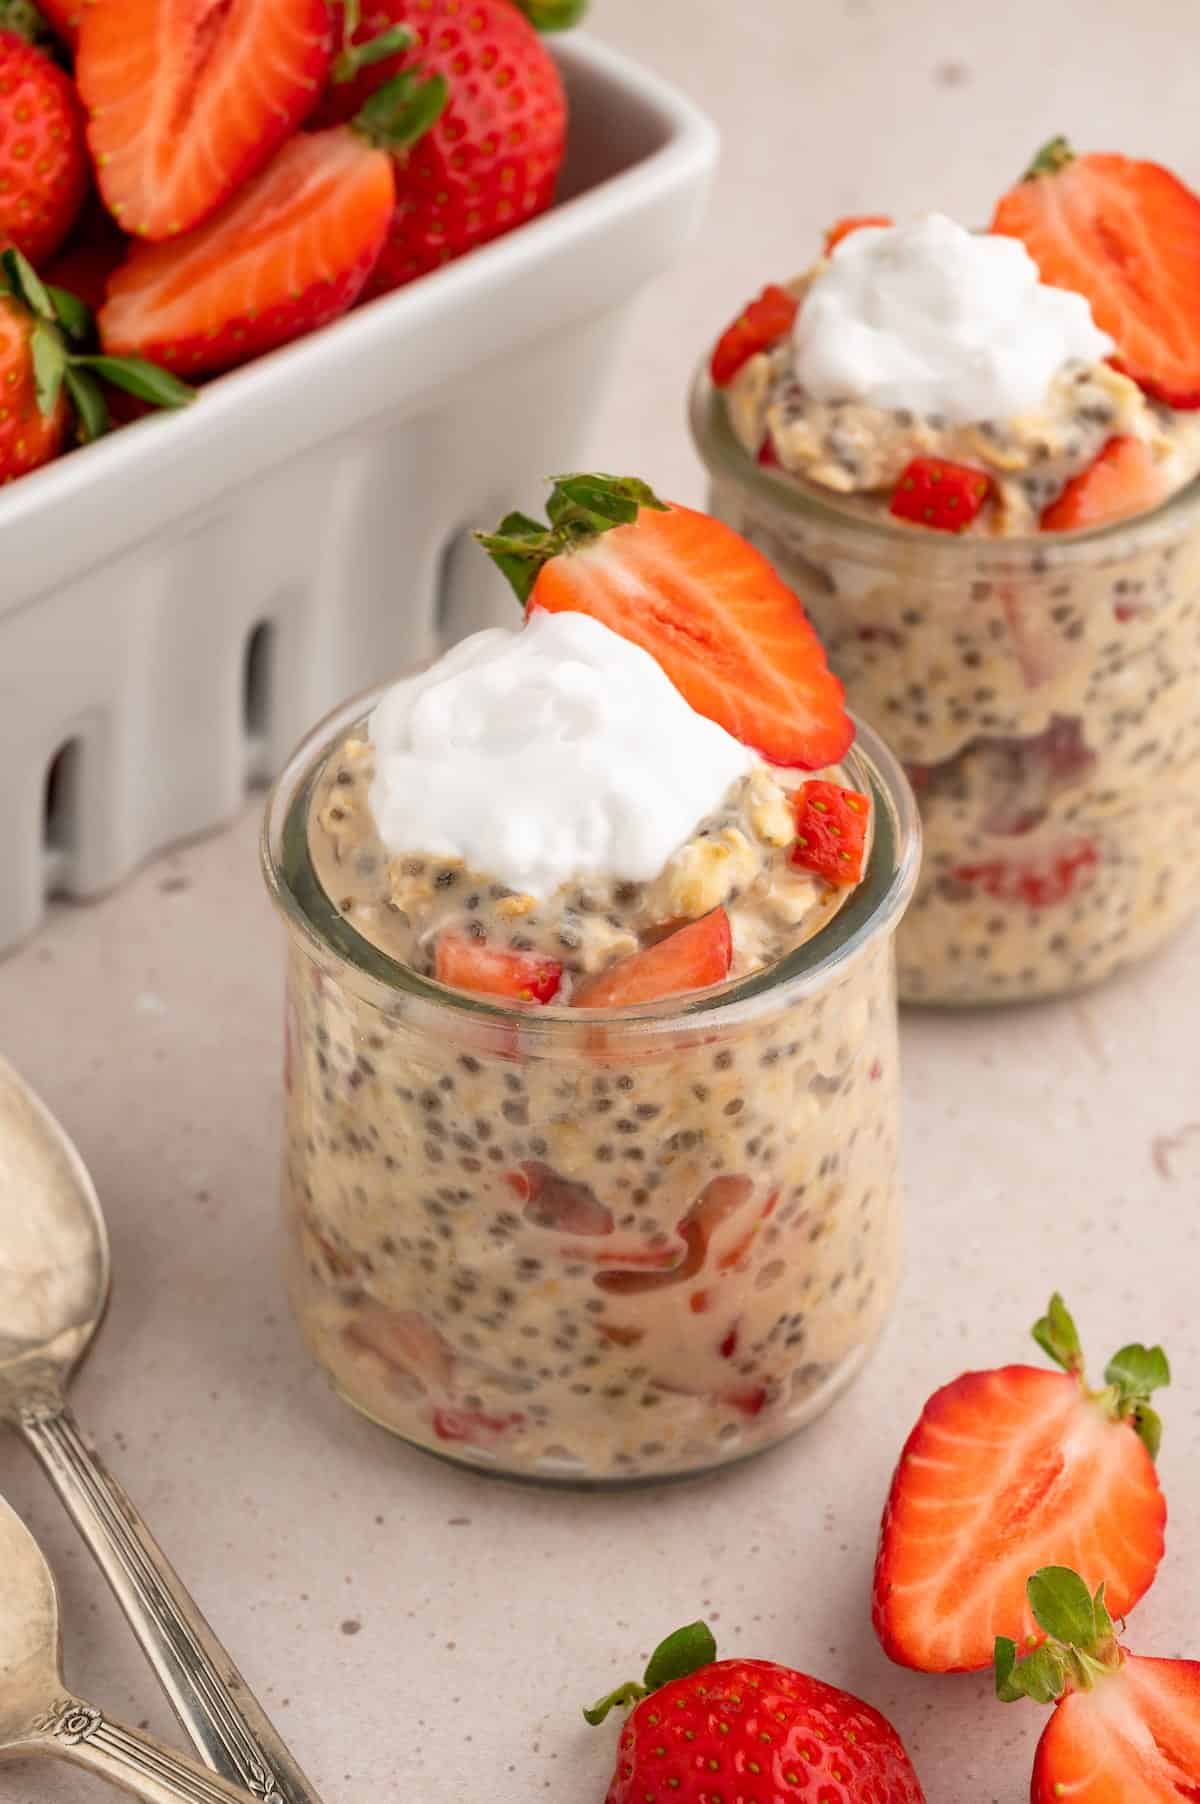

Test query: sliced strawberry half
[823,213,893,255]
[873,1294,1169,1674]
[476,475,853,768]
[77,0,334,242]
[710,283,798,388]
[435,933,561,1003]
[991,137,1200,408]
[996,1569,1200,1803]
[791,779,870,886]
[1041,436,1167,532]
[889,457,992,532]
[571,910,731,1009]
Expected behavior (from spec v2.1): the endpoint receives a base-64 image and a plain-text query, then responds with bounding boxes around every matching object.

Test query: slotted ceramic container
[0,34,717,955]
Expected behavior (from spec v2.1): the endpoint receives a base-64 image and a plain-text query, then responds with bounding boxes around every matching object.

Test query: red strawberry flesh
[435,933,561,1003]
[710,283,798,388]
[890,456,992,532]
[1032,1653,1200,1804]
[571,909,732,1009]
[1041,435,1167,531]
[791,779,870,886]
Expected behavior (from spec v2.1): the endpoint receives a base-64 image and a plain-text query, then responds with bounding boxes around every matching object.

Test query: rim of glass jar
[261,680,920,1050]
[688,360,1200,572]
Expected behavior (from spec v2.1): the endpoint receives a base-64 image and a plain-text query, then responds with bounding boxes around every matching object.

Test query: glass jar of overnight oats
[262,686,918,1488]
[691,368,1200,1006]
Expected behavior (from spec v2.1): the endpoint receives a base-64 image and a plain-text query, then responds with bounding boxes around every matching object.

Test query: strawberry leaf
[1133,1402,1164,1461]
[476,476,668,605]
[1027,1567,1096,1648]
[47,285,94,346]
[1,245,55,321]
[1104,1342,1170,1403]
[643,1621,717,1692]
[73,354,195,409]
[1032,1293,1084,1376]
[512,0,588,28]
[582,1681,646,1727]
[30,319,66,417]
[64,365,110,443]
[994,1638,1068,1705]
[357,68,449,152]
[1023,135,1075,181]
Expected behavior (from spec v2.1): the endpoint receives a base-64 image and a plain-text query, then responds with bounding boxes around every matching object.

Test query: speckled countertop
[2,5,1200,1803]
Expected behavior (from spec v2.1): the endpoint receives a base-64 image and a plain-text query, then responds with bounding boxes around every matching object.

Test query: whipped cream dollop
[792,213,1114,424]
[368,609,753,898]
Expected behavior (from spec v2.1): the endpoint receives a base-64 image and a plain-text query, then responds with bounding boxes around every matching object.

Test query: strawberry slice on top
[996,1567,1200,1804]
[710,283,798,388]
[823,212,894,255]
[435,933,562,1003]
[873,1293,1169,1674]
[476,474,853,769]
[991,137,1200,408]
[77,0,334,242]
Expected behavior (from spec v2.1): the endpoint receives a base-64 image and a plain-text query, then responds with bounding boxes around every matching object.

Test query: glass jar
[691,365,1200,1006]
[262,687,919,1487]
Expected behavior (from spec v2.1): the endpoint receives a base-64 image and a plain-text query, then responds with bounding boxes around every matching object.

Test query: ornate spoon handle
[31,1694,276,1804]
[19,1401,321,1804]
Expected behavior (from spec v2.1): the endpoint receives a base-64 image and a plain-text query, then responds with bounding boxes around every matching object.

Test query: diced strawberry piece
[953,838,1099,907]
[571,910,732,1009]
[889,457,992,532]
[432,1406,524,1444]
[710,283,798,387]
[77,0,333,242]
[1031,1653,1200,1803]
[992,139,1200,407]
[756,433,780,468]
[529,501,852,768]
[718,1325,738,1359]
[791,780,870,887]
[823,213,893,255]
[724,1386,768,1417]
[1041,436,1167,531]
[509,1161,613,1236]
[873,1297,1167,1674]
[435,934,561,1003]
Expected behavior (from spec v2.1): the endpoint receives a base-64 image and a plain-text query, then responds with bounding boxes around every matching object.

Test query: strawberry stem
[476,474,669,605]
[583,1622,717,1727]
[1030,1293,1169,1458]
[1023,135,1076,180]
[354,66,448,152]
[333,0,415,82]
[995,1569,1121,1706]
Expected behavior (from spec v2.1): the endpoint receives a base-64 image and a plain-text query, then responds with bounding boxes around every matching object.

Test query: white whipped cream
[792,213,1114,424]
[367,609,753,898]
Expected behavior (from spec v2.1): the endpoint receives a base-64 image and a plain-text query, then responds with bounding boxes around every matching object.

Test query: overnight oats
[691,141,1200,1004]
[263,475,919,1485]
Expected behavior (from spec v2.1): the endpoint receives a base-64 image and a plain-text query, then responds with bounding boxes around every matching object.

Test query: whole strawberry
[585,1623,926,1804]
[997,1567,1200,1802]
[0,27,87,264]
[0,244,192,485]
[315,0,569,296]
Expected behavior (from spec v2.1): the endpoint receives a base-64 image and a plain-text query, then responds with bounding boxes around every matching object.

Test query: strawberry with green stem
[873,1292,1169,1674]
[996,1566,1200,1802]
[315,0,569,296]
[585,1621,926,1804]
[0,24,87,265]
[0,244,191,481]
[476,473,852,769]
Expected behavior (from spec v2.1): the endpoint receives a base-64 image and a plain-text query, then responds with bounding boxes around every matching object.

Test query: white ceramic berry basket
[0,34,717,956]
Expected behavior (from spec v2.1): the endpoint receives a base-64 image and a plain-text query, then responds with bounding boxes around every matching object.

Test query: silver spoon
[0,1054,320,1804]
[0,1490,274,1804]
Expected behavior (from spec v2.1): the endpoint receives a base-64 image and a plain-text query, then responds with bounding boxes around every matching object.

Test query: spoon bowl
[0,1492,61,1751]
[0,1054,110,1415]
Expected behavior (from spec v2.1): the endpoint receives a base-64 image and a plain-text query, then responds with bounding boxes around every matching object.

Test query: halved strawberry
[1041,435,1167,531]
[77,0,333,242]
[476,475,853,768]
[435,933,561,1003]
[997,1568,1200,1803]
[710,283,799,388]
[991,137,1200,408]
[953,838,1099,907]
[873,1295,1169,1674]
[823,212,893,255]
[889,457,992,532]
[571,909,731,1009]
[791,780,870,886]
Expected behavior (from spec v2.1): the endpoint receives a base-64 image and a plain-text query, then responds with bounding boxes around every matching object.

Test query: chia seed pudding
[262,636,919,1486]
[692,205,1200,1004]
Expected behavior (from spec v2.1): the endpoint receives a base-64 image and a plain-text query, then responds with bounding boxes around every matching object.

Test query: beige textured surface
[2,6,1200,1802]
